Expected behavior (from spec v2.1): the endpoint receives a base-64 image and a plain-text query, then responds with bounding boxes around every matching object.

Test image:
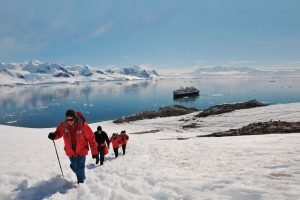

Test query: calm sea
[1,78,300,128]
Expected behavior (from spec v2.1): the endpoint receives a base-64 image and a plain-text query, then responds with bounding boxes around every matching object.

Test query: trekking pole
[52,140,64,177]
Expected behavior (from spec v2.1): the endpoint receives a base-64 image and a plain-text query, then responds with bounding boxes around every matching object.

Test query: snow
[0,61,160,86]
[163,66,300,79]
[2,61,300,86]
[0,103,300,199]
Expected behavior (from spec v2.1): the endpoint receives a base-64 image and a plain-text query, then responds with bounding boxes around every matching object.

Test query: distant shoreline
[2,76,300,87]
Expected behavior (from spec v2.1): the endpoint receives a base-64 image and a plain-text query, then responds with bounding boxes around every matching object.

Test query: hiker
[120,130,129,155]
[48,109,99,184]
[110,133,121,158]
[94,126,110,165]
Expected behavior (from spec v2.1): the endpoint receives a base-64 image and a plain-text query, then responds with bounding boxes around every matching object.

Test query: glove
[48,132,56,140]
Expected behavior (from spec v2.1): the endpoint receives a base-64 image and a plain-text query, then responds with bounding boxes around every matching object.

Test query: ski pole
[52,140,64,177]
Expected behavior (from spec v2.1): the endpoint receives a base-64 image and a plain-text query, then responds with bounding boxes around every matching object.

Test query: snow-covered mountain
[0,60,160,85]
[181,66,300,78]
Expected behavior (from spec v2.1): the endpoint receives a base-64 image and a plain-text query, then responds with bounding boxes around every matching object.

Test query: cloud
[0,26,50,57]
[158,66,196,76]
[0,36,37,56]
[88,22,113,38]
[196,60,205,64]
[0,36,16,49]
[122,55,135,59]
[0,1,110,57]
[227,60,254,65]
[290,61,300,65]
[219,60,255,67]
[263,61,300,69]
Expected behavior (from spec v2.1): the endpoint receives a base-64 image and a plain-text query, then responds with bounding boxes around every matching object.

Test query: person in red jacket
[120,130,129,155]
[48,109,99,184]
[110,133,121,158]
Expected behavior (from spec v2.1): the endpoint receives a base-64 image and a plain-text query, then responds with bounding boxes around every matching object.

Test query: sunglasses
[66,118,75,122]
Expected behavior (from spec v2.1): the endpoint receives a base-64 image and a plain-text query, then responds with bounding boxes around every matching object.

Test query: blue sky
[0,0,299,68]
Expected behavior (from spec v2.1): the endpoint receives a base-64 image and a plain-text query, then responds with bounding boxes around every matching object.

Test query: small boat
[173,87,200,98]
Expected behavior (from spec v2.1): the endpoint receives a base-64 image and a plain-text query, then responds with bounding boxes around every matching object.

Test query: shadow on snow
[13,154,126,199]
[13,175,75,200]
[86,155,121,169]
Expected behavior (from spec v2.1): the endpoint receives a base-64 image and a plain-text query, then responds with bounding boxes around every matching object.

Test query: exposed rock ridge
[113,105,198,123]
[196,99,266,117]
[197,121,300,137]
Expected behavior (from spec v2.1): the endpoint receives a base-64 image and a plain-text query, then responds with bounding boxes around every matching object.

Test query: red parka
[53,112,98,157]
[120,133,129,145]
[110,135,121,148]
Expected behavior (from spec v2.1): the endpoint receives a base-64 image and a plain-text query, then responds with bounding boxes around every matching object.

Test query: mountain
[0,61,160,85]
[182,66,300,78]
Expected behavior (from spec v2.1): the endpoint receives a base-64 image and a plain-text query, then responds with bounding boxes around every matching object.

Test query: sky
[0,0,300,69]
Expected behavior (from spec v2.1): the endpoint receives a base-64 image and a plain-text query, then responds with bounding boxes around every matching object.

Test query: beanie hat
[65,109,77,118]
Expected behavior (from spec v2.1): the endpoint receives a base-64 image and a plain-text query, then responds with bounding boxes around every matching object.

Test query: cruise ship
[173,87,200,98]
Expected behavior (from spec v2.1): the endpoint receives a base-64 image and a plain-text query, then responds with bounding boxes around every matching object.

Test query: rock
[53,73,71,78]
[197,121,300,137]
[113,105,198,123]
[129,129,160,134]
[176,137,190,140]
[196,99,266,117]
[182,123,201,129]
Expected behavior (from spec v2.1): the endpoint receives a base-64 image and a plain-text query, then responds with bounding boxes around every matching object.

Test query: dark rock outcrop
[113,105,199,123]
[197,121,300,137]
[196,100,266,117]
[54,73,71,78]
[96,70,105,74]
[182,123,202,129]
[130,129,160,134]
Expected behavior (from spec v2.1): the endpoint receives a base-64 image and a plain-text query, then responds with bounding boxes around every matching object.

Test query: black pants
[97,146,105,165]
[122,144,126,155]
[113,148,119,158]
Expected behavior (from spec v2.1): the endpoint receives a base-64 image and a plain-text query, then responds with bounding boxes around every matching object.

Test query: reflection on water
[0,81,156,128]
[0,81,151,110]
[1,78,300,128]
[173,95,200,103]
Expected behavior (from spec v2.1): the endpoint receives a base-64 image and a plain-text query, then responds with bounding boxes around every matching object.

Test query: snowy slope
[0,61,160,86]
[0,103,300,199]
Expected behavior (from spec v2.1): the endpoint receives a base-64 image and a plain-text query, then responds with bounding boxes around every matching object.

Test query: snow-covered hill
[0,61,160,85]
[0,103,299,199]
[180,66,300,78]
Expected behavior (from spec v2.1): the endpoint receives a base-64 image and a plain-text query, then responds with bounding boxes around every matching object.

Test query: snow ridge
[182,66,300,78]
[0,61,160,85]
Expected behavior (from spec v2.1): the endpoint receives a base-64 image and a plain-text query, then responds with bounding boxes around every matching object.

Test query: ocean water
[1,78,300,128]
